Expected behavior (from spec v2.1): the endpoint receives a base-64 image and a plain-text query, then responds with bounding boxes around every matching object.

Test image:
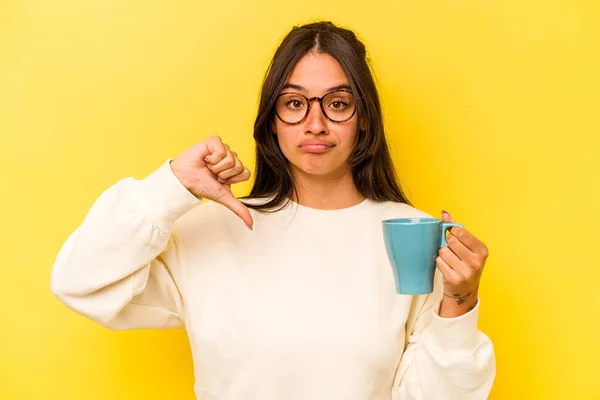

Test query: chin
[296,162,348,178]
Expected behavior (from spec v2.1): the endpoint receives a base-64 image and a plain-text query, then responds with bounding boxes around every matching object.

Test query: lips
[299,141,335,153]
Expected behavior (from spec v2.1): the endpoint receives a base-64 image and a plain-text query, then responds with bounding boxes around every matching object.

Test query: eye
[279,94,307,110]
[327,99,349,111]
[330,100,347,109]
[324,91,354,112]
[287,100,305,109]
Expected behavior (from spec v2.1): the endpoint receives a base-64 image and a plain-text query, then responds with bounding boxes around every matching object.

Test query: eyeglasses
[275,89,357,125]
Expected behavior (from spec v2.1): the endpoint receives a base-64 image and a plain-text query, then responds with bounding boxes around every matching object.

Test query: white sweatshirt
[50,160,495,400]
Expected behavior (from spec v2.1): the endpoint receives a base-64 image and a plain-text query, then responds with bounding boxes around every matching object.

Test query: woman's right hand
[170,136,253,230]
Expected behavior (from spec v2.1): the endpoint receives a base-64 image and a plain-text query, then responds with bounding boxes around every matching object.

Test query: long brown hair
[244,21,411,210]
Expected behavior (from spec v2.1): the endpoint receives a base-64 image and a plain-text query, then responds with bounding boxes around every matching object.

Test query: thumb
[216,190,254,230]
[441,209,454,223]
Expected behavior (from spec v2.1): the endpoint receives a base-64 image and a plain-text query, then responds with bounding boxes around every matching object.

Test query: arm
[51,137,252,330]
[50,160,201,330]
[392,271,496,399]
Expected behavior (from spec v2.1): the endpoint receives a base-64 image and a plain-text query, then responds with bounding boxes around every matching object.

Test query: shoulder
[367,199,434,220]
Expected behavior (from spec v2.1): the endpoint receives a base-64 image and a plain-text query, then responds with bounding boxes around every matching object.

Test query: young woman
[51,21,495,399]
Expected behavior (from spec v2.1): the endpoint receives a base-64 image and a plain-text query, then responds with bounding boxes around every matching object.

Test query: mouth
[299,143,335,154]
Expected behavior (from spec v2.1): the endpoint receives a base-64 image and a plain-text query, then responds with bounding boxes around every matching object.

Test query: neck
[291,167,366,210]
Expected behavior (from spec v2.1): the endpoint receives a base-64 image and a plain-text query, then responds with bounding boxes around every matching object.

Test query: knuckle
[467,253,480,266]
[476,255,487,269]
[236,202,247,214]
[446,234,456,245]
[454,227,466,239]
[456,271,469,282]
[480,245,489,259]
[446,276,460,286]
[222,176,235,183]
[225,157,235,168]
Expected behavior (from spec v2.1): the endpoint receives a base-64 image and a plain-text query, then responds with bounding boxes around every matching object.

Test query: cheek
[274,119,304,154]
[338,126,359,151]
[275,128,297,155]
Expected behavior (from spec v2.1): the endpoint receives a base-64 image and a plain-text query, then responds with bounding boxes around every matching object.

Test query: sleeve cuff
[422,298,484,358]
[136,159,202,231]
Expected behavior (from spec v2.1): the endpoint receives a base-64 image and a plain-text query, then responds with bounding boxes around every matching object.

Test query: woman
[51,21,495,399]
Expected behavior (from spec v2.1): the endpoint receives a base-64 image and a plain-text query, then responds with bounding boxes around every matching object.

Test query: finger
[221,183,233,195]
[204,137,228,165]
[446,233,475,263]
[214,189,254,230]
[221,167,251,184]
[217,157,244,180]
[448,226,488,257]
[209,148,236,174]
[439,246,468,274]
[436,256,462,285]
[441,209,454,223]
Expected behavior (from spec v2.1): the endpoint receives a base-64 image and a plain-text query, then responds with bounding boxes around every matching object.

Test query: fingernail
[442,209,449,215]
[246,223,253,231]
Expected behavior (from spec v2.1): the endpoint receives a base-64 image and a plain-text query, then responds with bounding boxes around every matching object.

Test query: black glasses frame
[274,89,358,125]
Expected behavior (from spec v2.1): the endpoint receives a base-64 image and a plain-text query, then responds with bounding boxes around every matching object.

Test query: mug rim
[382,217,441,225]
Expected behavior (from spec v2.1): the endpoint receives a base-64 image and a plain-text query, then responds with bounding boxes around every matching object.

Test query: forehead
[285,52,350,95]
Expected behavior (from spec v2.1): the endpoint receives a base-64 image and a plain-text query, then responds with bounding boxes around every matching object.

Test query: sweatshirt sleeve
[50,160,201,330]
[392,270,496,399]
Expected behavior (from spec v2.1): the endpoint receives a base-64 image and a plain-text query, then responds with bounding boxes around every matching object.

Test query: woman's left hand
[436,210,489,317]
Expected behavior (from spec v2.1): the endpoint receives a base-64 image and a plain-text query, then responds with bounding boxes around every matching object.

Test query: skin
[272,52,365,210]
[437,210,488,317]
[170,52,488,318]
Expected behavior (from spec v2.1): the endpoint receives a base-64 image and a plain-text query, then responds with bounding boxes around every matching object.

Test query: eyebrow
[280,83,352,93]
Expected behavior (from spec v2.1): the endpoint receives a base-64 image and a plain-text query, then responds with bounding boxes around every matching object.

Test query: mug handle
[441,222,464,247]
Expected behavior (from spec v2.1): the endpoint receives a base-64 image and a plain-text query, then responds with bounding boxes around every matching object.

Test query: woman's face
[273,52,359,179]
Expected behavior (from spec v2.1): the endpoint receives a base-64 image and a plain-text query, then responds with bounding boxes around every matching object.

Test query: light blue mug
[382,217,464,295]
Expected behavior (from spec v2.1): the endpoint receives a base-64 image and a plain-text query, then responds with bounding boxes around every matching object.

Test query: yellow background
[1,0,598,399]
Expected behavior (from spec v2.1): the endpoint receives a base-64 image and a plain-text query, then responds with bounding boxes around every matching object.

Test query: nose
[305,100,328,135]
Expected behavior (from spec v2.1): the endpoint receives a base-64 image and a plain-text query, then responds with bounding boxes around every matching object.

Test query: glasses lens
[275,91,356,124]
[275,93,309,124]
[322,91,355,122]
